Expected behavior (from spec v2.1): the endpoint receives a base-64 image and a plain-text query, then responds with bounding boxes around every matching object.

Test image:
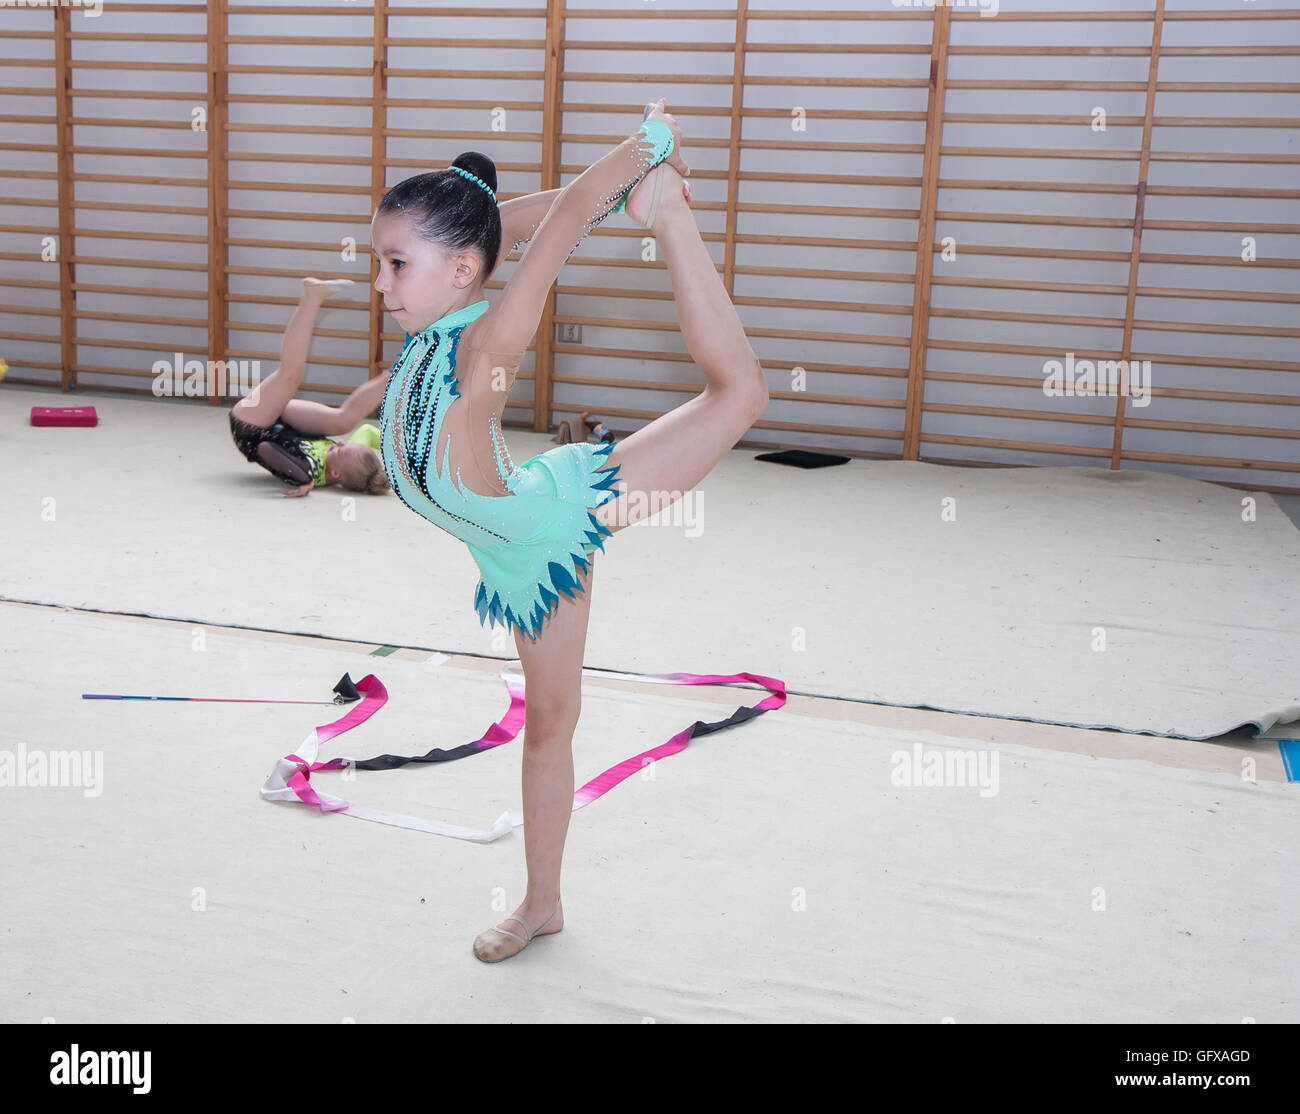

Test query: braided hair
[377,151,502,278]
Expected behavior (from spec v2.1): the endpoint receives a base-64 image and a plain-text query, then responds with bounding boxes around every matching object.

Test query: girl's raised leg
[231,278,344,428]
[595,168,768,532]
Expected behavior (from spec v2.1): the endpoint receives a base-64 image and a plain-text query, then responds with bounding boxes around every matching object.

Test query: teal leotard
[379,299,622,643]
[378,116,677,641]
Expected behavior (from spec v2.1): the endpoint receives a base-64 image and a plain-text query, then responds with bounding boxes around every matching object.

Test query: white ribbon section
[260,728,516,843]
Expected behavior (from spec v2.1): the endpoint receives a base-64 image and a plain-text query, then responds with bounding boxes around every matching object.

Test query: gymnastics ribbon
[84,673,362,706]
[259,663,786,843]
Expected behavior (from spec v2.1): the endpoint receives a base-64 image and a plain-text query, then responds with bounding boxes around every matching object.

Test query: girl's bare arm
[477,108,687,357]
[280,371,390,436]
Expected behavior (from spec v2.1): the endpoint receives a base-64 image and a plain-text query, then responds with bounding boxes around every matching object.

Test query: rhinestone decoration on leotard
[381,330,511,543]
[510,132,665,262]
[487,410,516,489]
[578,131,659,242]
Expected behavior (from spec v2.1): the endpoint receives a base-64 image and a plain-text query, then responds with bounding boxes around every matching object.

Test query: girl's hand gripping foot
[643,98,690,179]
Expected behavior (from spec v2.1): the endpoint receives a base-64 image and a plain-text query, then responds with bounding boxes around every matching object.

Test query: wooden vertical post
[53,8,74,389]
[532,0,566,432]
[722,0,749,295]
[1111,0,1165,468]
[206,0,228,404]
[901,5,951,461]
[368,0,389,382]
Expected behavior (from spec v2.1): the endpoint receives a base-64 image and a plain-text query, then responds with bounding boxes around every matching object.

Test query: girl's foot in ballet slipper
[624,163,690,231]
[302,277,354,301]
[472,900,563,963]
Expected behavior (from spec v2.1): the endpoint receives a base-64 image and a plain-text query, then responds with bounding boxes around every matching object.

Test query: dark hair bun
[451,151,497,194]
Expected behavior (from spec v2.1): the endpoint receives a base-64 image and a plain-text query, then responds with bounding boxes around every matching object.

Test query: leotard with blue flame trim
[379,299,622,642]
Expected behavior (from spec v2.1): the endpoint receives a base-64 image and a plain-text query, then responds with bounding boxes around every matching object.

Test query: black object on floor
[755,449,851,469]
[333,673,362,704]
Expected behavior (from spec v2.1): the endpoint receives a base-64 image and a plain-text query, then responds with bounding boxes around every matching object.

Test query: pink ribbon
[262,666,785,842]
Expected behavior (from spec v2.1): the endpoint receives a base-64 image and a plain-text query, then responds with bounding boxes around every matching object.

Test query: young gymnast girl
[371,98,768,962]
[229,278,391,497]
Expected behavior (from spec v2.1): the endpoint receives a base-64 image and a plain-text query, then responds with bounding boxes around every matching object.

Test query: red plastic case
[30,407,99,427]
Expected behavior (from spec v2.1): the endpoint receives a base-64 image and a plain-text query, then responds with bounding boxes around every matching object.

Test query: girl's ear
[454,249,483,287]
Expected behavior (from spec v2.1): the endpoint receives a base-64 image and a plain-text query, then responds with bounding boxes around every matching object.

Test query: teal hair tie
[449,165,496,201]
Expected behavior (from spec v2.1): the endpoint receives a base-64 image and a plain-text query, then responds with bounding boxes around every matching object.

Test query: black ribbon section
[337,678,775,776]
[347,739,491,772]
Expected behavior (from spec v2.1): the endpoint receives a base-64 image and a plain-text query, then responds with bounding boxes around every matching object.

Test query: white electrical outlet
[557,323,582,344]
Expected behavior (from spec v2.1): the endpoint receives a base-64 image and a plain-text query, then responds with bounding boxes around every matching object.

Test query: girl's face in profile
[370,209,481,334]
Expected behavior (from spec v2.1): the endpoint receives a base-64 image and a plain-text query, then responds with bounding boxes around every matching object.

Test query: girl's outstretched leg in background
[231,277,347,428]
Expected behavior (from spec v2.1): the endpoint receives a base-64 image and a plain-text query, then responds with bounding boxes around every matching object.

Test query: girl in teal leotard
[370,98,767,964]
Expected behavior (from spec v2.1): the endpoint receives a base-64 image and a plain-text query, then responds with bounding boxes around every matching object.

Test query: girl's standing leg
[471,558,596,962]
[231,278,343,428]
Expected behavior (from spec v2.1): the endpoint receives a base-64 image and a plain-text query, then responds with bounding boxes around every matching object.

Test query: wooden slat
[1140,251,1300,270]
[929,307,1122,331]
[1118,449,1300,474]
[927,434,1111,459]
[70,226,206,245]
[1137,285,1300,306]
[551,371,906,410]
[74,282,206,301]
[557,350,908,388]
[1158,82,1300,92]
[77,310,208,330]
[924,371,1300,409]
[1142,219,1300,234]
[925,435,1300,474]
[367,0,388,387]
[721,0,749,299]
[903,4,950,461]
[934,275,1128,297]
[908,456,1300,498]
[1152,116,1300,128]
[205,0,228,405]
[1123,418,1300,442]
[46,11,76,390]
[68,32,207,44]
[947,84,1149,96]
[1111,0,1165,467]
[531,0,566,433]
[935,209,1133,230]
[926,338,1300,375]
[52,60,211,73]
[1133,318,1300,340]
